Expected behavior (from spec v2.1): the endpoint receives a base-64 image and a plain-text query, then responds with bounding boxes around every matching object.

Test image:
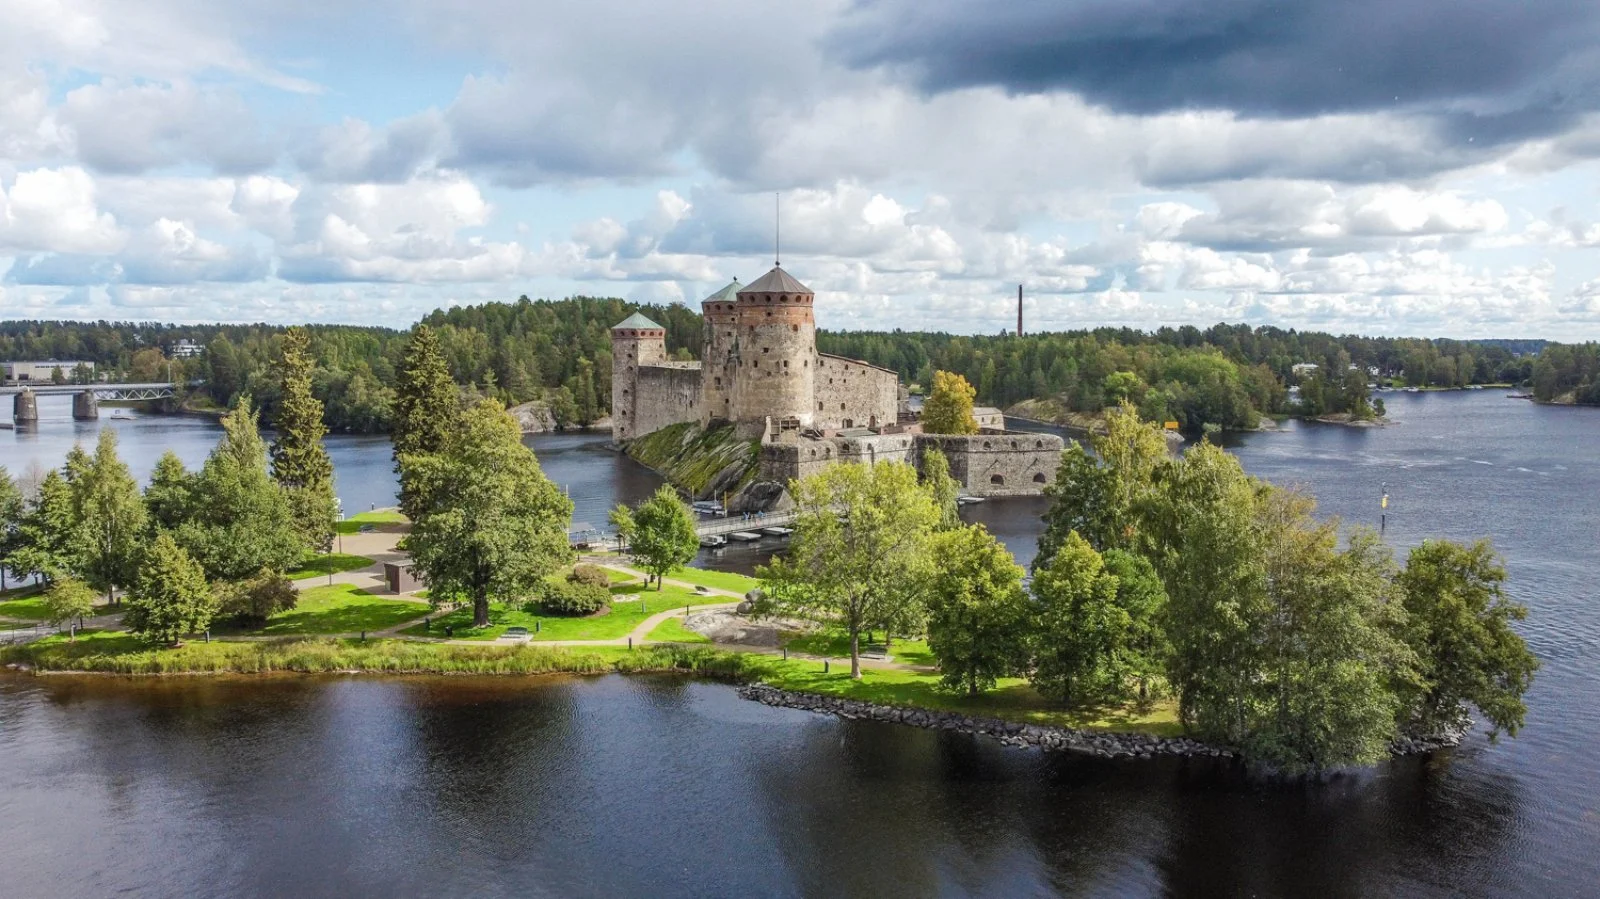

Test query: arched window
[1033,472,1048,484]
[990,474,1004,485]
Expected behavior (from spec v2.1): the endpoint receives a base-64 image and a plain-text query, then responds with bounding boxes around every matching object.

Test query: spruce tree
[11,471,76,585]
[270,327,337,551]
[124,533,215,645]
[176,397,303,581]
[145,451,195,532]
[69,429,148,605]
[393,325,460,519]
[0,467,22,592]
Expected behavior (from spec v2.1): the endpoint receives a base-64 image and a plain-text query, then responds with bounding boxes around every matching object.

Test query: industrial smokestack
[1017,284,1023,337]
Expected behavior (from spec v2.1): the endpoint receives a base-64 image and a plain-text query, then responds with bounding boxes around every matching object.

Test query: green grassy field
[335,509,408,535]
[645,615,711,644]
[0,590,114,622]
[400,583,733,642]
[216,584,428,636]
[641,566,759,594]
[286,552,375,581]
[782,630,937,668]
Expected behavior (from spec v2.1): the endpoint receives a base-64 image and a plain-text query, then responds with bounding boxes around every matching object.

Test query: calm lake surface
[2,389,1597,897]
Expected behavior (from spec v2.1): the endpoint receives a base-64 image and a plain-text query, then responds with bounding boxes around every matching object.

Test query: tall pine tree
[270,327,336,550]
[393,324,460,519]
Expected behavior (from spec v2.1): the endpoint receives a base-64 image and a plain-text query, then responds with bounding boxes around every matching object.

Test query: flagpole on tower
[775,192,781,267]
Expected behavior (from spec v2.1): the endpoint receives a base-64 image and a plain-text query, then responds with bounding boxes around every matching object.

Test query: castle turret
[731,266,815,438]
[610,312,667,442]
[699,279,740,427]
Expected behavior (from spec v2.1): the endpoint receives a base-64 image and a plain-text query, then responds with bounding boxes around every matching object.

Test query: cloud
[58,80,280,174]
[830,0,1600,146]
[0,167,125,254]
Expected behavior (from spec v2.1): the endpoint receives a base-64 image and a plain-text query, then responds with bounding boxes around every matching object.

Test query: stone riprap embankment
[737,684,1234,760]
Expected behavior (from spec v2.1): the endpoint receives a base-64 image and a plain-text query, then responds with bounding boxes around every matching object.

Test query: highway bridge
[3,382,182,422]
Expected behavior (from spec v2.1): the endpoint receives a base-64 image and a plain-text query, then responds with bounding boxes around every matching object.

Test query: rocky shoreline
[738,684,1234,760]
[739,684,1466,762]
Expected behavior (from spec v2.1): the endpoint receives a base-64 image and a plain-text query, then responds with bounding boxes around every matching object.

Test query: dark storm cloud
[830,0,1600,143]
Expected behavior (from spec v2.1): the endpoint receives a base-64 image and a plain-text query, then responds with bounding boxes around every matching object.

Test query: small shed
[384,561,424,594]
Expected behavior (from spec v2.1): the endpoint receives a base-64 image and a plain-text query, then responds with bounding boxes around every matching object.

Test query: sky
[2,0,1600,338]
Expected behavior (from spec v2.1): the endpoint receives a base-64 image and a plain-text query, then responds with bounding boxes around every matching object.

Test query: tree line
[756,409,1538,773]
[0,329,340,642]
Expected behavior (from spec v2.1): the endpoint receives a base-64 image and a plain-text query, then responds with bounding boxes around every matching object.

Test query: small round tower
[731,266,815,438]
[610,312,667,442]
[699,279,740,426]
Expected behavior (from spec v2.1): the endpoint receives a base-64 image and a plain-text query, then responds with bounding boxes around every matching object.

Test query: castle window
[1033,473,1048,484]
[1036,440,1043,449]
[714,378,721,387]
[983,441,991,449]
[766,311,772,317]
[1011,441,1018,449]
[763,347,769,353]
[817,402,823,411]
[991,474,1005,486]
[783,360,789,368]
[792,325,798,333]
[780,296,788,303]
[841,403,846,410]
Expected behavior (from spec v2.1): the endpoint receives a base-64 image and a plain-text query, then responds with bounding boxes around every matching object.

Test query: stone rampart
[627,364,703,440]
[815,354,899,430]
[918,432,1064,496]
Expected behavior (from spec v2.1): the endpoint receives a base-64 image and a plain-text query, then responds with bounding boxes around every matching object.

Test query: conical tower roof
[738,266,812,295]
[701,279,741,304]
[612,312,664,331]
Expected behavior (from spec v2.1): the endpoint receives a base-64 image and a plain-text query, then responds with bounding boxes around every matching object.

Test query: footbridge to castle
[570,509,800,550]
[2,382,183,423]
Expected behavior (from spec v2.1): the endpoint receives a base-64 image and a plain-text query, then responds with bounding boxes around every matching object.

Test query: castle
[611,266,1062,502]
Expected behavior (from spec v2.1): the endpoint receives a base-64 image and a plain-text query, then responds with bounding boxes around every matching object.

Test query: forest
[3,303,1595,434]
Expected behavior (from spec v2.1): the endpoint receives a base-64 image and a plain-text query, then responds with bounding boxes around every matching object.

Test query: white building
[170,340,204,358]
[2,360,94,383]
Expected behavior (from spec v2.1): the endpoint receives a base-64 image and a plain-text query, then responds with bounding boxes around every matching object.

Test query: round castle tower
[610,311,667,442]
[731,266,815,438]
[699,279,740,426]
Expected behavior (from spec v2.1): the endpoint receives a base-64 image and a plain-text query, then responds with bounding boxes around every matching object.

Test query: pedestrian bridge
[693,510,798,538]
[4,382,183,422]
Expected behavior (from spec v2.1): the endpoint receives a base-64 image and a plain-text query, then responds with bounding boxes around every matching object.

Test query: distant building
[2,360,94,383]
[170,340,204,359]
[1291,362,1320,377]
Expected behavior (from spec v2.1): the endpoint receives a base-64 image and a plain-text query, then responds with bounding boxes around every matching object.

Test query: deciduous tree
[43,577,96,634]
[144,451,195,532]
[924,524,1030,695]
[0,467,22,591]
[1037,403,1168,566]
[921,370,979,435]
[176,397,303,581]
[68,429,148,605]
[919,447,962,531]
[400,399,575,628]
[616,487,698,589]
[1394,539,1539,739]
[759,462,938,679]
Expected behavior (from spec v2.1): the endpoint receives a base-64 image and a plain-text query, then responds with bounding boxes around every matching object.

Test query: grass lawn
[216,584,429,636]
[646,615,711,644]
[753,655,1182,735]
[0,590,115,622]
[335,509,408,535]
[400,583,733,642]
[782,629,937,668]
[612,565,757,594]
[286,552,376,581]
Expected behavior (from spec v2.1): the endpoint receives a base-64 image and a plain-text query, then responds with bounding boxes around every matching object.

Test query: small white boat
[957,495,985,505]
[729,531,763,542]
[110,412,134,420]
[760,526,793,537]
[699,534,727,548]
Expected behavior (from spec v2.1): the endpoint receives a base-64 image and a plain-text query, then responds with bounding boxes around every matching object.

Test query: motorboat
[699,534,727,548]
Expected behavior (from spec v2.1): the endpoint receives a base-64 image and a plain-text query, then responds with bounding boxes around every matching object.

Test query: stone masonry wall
[918,433,1064,497]
[731,294,815,436]
[627,363,703,441]
[814,354,899,431]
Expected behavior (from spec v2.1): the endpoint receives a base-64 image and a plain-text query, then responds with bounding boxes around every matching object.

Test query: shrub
[217,569,298,625]
[530,580,609,617]
[568,564,610,589]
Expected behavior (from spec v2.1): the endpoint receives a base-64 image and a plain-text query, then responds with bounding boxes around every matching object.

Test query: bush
[217,569,298,625]
[568,564,610,589]
[530,580,609,617]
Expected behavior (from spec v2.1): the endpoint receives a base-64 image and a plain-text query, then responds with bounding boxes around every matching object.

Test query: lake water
[2,390,1598,897]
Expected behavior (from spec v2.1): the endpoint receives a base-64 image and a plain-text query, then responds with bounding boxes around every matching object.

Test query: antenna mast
[1017,284,1023,337]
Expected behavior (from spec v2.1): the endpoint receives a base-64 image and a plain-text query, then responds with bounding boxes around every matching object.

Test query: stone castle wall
[610,327,668,441]
[919,433,1064,497]
[627,363,703,440]
[700,300,738,426]
[814,355,899,430]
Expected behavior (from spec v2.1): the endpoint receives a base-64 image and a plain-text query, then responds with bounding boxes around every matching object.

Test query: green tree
[1037,403,1168,565]
[921,370,979,435]
[615,486,698,589]
[758,461,938,679]
[1394,539,1539,739]
[123,533,215,645]
[0,467,22,592]
[144,451,195,531]
[924,524,1030,695]
[176,397,303,581]
[43,577,97,634]
[270,327,337,551]
[10,471,76,585]
[918,447,962,530]
[572,359,599,427]
[68,429,148,605]
[50,365,66,385]
[1029,531,1130,704]
[393,324,461,519]
[399,399,575,628]
[216,569,298,626]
